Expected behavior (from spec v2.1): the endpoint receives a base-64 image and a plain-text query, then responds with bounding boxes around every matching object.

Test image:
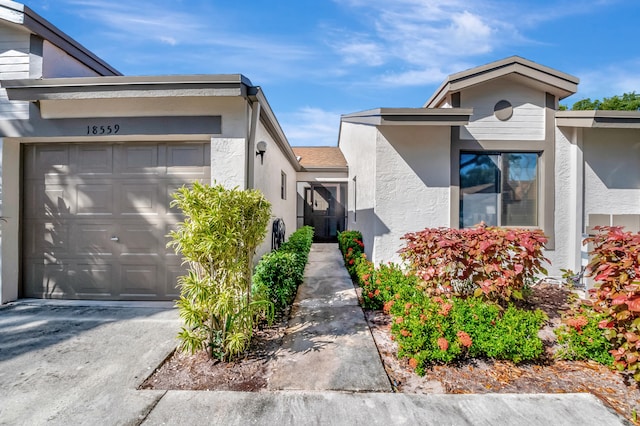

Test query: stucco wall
[460,79,545,141]
[252,119,297,260]
[0,24,29,120]
[550,126,583,277]
[339,122,377,258]
[42,40,102,78]
[373,126,451,264]
[583,128,640,222]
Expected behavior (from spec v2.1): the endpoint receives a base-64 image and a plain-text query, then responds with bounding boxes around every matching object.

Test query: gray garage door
[22,142,210,300]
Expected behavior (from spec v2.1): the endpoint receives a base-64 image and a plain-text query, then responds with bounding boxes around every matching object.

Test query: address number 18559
[87,124,120,135]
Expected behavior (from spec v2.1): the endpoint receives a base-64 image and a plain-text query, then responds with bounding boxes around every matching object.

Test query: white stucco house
[0,1,638,303]
[338,56,640,280]
[0,1,302,302]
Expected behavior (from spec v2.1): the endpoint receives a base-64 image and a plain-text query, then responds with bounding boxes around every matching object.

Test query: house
[338,56,640,280]
[0,1,300,302]
[1,2,638,304]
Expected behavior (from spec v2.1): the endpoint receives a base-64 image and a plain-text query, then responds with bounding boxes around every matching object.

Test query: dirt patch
[143,284,640,421]
[140,313,288,391]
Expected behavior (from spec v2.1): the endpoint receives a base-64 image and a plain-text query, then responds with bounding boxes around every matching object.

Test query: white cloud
[279,108,341,147]
[572,60,640,101]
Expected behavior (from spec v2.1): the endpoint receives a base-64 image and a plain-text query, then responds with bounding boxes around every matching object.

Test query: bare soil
[142,284,640,422]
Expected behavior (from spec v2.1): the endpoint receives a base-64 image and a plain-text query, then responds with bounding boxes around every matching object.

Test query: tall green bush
[252,226,314,311]
[167,182,272,360]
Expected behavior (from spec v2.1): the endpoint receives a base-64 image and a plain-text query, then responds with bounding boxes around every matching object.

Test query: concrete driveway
[0,301,179,426]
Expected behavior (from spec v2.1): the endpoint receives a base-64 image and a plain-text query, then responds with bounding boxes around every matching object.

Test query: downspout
[246,95,261,189]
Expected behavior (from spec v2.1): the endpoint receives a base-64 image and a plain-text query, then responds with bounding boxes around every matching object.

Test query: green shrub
[391,295,546,375]
[360,262,419,310]
[168,182,272,360]
[338,230,363,254]
[555,304,614,366]
[252,226,314,312]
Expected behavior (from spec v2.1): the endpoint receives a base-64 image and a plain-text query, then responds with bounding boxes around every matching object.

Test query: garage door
[22,142,211,300]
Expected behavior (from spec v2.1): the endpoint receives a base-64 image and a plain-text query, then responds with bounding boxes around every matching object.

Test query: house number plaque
[86,124,120,135]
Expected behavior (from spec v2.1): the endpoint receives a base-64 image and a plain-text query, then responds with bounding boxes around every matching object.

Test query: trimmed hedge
[252,226,314,311]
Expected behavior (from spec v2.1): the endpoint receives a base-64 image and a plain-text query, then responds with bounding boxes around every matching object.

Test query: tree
[569,91,640,111]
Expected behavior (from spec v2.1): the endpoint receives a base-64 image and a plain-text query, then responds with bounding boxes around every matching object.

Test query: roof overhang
[556,110,640,129]
[425,56,579,108]
[0,0,120,76]
[341,108,472,126]
[2,74,254,101]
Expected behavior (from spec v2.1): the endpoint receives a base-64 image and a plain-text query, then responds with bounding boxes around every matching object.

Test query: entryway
[300,183,347,243]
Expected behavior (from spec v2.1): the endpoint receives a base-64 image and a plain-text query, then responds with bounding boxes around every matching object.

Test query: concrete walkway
[0,244,629,425]
[267,243,391,391]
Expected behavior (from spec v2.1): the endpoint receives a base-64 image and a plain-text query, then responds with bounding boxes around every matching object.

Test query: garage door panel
[23,221,70,256]
[120,264,158,296]
[23,141,210,301]
[121,183,160,216]
[25,145,71,178]
[73,223,115,256]
[167,144,208,175]
[74,263,114,296]
[76,145,113,175]
[24,262,68,298]
[76,184,113,215]
[118,223,160,255]
[23,184,75,219]
[119,145,160,175]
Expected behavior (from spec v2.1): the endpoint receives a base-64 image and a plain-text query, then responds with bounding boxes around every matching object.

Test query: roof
[0,1,120,76]
[293,147,347,169]
[556,110,640,129]
[424,56,579,108]
[341,108,472,126]
[2,74,254,100]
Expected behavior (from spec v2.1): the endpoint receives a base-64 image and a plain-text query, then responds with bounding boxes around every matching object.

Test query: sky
[28,0,640,146]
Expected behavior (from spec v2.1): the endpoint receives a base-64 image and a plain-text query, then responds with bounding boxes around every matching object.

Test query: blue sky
[29,0,640,146]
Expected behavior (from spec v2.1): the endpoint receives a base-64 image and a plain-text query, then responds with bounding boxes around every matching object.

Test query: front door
[303,183,346,242]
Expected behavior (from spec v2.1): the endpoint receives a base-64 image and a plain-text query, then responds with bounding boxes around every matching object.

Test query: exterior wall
[339,122,377,258]
[252,119,297,260]
[460,79,545,141]
[373,126,451,264]
[583,128,640,227]
[42,40,102,78]
[550,126,584,277]
[0,24,30,120]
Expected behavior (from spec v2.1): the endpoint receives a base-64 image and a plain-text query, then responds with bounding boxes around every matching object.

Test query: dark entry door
[304,183,346,242]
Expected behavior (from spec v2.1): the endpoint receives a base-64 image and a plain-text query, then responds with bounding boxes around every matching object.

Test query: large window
[460,152,538,228]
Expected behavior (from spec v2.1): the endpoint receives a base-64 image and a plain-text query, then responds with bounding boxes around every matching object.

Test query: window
[280,171,287,200]
[460,152,538,228]
[352,176,357,222]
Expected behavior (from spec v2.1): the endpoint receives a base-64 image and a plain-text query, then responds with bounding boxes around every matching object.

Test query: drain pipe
[246,92,261,190]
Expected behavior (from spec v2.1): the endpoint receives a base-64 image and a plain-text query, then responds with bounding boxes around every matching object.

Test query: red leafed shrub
[399,224,549,303]
[586,226,640,380]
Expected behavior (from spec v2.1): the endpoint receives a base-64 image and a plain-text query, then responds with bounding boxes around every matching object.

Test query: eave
[341,108,472,126]
[556,110,640,129]
[0,0,120,76]
[2,74,254,101]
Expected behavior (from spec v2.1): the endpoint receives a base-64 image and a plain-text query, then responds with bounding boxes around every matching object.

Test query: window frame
[280,171,287,200]
[459,151,540,228]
